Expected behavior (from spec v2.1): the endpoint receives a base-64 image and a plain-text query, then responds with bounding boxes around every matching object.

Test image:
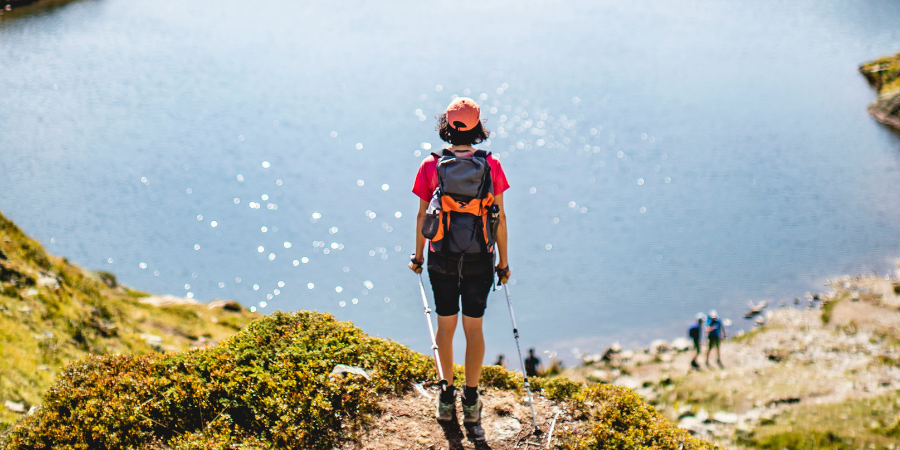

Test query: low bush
[2,311,433,449]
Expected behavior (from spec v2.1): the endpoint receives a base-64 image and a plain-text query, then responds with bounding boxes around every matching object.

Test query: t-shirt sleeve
[490,156,510,196]
[411,156,435,202]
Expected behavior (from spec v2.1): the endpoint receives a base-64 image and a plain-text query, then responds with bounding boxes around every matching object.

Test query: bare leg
[705,341,711,366]
[461,315,485,388]
[436,314,458,384]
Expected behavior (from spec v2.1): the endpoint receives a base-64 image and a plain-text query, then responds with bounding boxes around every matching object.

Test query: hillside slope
[0,212,714,449]
[860,51,900,130]
[0,211,258,429]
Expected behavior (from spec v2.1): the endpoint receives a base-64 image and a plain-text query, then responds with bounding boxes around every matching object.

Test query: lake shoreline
[563,270,900,448]
[860,52,900,131]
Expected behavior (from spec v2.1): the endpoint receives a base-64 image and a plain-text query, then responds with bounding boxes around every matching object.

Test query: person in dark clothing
[688,313,705,369]
[493,354,506,368]
[705,310,726,368]
[524,348,541,378]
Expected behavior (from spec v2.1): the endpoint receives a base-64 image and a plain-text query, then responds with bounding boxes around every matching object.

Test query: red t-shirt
[411,151,510,202]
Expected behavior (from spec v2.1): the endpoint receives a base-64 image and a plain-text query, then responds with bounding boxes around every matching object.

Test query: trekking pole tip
[533,427,543,436]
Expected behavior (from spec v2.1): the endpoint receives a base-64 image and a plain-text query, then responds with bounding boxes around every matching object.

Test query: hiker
[688,313,705,369]
[524,348,541,377]
[408,97,510,434]
[494,354,506,368]
[705,310,726,368]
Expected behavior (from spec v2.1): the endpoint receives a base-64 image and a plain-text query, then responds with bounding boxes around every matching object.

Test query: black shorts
[429,270,493,318]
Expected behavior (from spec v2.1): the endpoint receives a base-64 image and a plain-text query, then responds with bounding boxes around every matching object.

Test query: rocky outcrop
[860,52,900,131]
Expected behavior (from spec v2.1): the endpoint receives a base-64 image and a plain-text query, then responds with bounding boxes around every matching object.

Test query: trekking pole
[502,281,542,436]
[417,272,445,386]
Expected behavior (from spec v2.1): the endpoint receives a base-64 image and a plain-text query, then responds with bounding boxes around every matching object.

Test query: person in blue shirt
[705,310,726,368]
[688,313,705,369]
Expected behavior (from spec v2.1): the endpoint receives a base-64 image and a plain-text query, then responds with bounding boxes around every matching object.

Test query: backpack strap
[473,150,491,158]
[431,152,441,159]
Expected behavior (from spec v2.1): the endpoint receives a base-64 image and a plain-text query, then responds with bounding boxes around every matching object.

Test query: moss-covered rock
[860,52,900,130]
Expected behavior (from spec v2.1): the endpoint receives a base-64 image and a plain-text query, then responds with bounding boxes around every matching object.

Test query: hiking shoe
[462,397,482,424]
[435,394,455,422]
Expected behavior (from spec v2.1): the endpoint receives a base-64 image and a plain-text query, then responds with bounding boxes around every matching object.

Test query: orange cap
[446,97,481,131]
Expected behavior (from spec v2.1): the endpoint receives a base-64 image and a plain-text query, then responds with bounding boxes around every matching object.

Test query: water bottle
[422,190,441,240]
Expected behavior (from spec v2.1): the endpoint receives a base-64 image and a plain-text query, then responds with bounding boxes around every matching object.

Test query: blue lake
[2,0,900,363]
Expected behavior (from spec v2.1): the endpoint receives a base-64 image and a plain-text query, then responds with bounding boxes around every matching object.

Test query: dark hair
[436,113,490,145]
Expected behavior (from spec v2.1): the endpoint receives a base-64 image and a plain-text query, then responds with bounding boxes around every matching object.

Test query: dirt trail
[341,387,582,450]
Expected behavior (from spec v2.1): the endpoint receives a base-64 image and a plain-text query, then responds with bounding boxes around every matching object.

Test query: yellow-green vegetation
[0,211,257,429]
[738,390,900,449]
[860,51,900,130]
[0,210,713,448]
[1,310,713,449]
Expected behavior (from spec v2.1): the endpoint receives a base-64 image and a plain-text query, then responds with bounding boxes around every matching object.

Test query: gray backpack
[422,150,496,256]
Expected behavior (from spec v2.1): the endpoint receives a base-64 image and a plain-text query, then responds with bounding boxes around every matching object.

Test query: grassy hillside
[860,51,900,130]
[1,311,714,449]
[0,211,713,449]
[0,211,258,429]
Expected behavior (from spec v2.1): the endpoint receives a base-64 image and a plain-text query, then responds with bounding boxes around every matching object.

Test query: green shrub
[561,385,712,450]
[3,311,433,449]
[741,430,850,450]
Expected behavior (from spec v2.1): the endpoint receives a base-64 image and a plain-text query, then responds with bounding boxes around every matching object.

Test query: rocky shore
[564,270,900,448]
[861,51,900,131]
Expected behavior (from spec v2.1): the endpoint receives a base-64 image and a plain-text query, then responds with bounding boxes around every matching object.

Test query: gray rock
[696,408,709,423]
[671,337,693,352]
[330,364,370,380]
[712,412,738,424]
[677,404,695,418]
[5,400,26,413]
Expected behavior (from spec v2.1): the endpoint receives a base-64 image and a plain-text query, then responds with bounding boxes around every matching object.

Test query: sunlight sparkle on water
[356,143,363,150]
[357,180,364,186]
[284,242,292,248]
[261,226,268,233]
[261,161,271,168]
[257,246,264,253]
[139,262,147,269]
[335,286,343,293]
[394,211,402,218]
[253,284,259,290]
[293,260,299,266]
[301,257,309,263]
[308,283,315,289]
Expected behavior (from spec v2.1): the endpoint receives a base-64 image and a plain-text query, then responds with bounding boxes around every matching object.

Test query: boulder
[670,337,693,352]
[5,400,25,413]
[613,376,641,390]
[649,339,670,354]
[696,408,709,423]
[712,412,738,424]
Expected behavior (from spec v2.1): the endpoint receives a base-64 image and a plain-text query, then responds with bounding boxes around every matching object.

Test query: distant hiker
[705,310,726,368]
[409,97,510,438]
[494,354,506,368]
[524,348,541,377]
[688,313,705,369]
